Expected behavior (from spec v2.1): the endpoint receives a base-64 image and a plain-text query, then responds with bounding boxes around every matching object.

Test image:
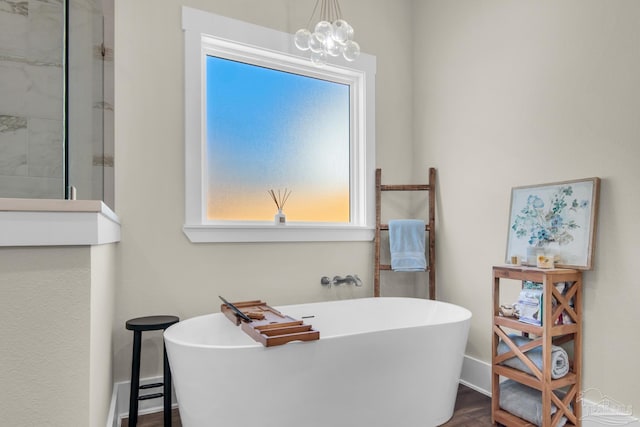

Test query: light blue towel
[498,334,569,379]
[389,219,427,272]
[500,380,569,427]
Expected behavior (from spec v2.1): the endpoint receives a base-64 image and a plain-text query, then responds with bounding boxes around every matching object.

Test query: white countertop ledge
[0,198,121,246]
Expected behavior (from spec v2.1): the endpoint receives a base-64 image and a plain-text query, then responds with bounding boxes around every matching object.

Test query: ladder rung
[140,382,163,390]
[379,224,430,231]
[380,184,430,191]
[138,392,163,401]
[378,264,431,272]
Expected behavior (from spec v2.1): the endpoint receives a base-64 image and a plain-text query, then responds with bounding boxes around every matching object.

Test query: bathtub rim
[164,296,472,350]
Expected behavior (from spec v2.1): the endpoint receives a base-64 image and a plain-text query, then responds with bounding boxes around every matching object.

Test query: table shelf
[491,265,583,427]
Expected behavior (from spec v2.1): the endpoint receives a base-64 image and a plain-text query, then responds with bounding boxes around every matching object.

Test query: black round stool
[126,315,179,427]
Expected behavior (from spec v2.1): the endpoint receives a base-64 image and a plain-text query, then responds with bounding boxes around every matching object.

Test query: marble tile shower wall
[0,0,64,198]
[0,0,112,201]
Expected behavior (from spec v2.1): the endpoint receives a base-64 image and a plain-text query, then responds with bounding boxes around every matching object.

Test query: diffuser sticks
[268,188,292,211]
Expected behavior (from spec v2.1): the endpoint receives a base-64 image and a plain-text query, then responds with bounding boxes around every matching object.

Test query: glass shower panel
[67,0,105,202]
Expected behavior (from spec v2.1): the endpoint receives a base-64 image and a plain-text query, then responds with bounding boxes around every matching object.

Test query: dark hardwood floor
[120,410,182,427]
[121,384,493,427]
[442,384,493,426]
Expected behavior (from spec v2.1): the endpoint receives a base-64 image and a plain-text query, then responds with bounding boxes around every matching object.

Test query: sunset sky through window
[205,55,351,222]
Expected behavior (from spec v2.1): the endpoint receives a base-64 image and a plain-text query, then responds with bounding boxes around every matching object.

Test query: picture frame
[506,177,601,270]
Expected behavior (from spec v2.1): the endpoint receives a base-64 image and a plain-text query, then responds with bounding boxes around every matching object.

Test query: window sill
[183,224,374,243]
[0,198,121,247]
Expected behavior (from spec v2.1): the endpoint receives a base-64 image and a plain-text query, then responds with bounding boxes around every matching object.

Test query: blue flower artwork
[512,186,587,247]
[506,178,600,269]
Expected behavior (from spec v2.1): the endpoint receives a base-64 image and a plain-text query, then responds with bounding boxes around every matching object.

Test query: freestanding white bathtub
[164,297,471,427]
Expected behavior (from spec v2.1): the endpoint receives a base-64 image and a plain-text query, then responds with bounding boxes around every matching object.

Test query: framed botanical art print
[506,177,601,270]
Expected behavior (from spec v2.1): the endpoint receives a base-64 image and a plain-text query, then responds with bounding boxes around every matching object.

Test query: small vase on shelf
[275,209,286,226]
[268,188,291,227]
[525,246,543,266]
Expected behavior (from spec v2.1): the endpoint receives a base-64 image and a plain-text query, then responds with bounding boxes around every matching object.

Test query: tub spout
[348,275,363,287]
[321,275,363,287]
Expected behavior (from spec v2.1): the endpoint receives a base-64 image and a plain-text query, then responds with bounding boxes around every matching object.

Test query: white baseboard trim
[107,385,118,427]
[107,376,178,427]
[459,354,492,396]
[458,354,639,426]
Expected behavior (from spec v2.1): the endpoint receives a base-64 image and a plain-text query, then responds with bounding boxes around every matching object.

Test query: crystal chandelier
[294,0,360,66]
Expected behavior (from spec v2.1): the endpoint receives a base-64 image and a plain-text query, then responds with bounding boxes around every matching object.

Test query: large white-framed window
[182,7,376,243]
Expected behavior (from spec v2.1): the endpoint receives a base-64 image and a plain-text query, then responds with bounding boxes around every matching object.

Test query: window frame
[182,7,376,243]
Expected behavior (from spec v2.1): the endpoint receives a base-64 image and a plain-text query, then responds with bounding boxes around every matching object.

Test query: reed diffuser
[268,188,292,225]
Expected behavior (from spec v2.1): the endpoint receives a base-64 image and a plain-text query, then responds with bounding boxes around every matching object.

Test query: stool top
[126,315,179,331]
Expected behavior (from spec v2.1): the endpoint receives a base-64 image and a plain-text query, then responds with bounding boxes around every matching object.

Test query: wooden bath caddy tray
[220,299,319,347]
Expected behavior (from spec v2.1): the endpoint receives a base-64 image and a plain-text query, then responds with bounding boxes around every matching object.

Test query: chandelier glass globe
[342,40,360,62]
[309,32,326,53]
[331,19,353,43]
[314,20,333,39]
[311,50,328,66]
[294,29,312,51]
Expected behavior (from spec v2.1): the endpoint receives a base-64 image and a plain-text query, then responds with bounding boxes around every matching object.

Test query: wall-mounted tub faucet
[321,275,363,287]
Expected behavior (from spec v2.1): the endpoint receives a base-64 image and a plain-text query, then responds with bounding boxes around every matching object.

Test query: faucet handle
[348,274,363,286]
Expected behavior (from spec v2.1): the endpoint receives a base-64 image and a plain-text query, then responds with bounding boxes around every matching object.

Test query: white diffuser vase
[275,209,286,226]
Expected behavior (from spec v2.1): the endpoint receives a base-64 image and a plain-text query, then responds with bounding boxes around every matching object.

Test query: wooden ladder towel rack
[374,168,436,299]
